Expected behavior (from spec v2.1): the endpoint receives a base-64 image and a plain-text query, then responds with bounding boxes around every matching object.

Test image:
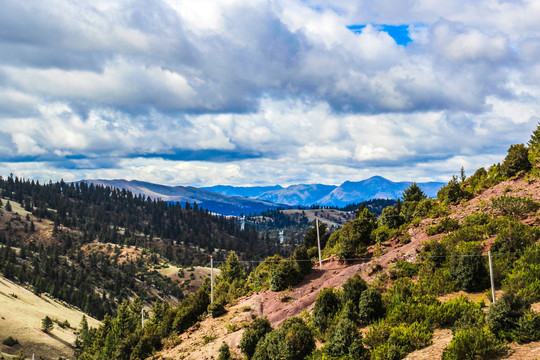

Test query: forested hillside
[0,177,272,323]
[56,125,540,360]
[3,126,540,360]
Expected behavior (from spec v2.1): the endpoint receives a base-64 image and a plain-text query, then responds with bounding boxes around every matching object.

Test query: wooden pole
[316,219,322,269]
[210,256,214,304]
[489,250,496,304]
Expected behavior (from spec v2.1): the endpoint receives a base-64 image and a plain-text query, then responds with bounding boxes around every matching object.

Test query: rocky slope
[151,174,540,360]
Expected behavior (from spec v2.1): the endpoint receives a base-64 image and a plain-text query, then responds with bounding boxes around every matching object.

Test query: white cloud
[0,0,540,186]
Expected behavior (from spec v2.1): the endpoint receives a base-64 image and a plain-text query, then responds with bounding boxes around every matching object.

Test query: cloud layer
[1,0,539,186]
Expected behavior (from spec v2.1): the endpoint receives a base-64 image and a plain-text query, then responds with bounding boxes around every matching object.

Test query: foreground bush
[358,288,384,324]
[442,326,507,360]
[487,292,529,340]
[312,288,340,334]
[324,317,367,359]
[371,321,433,360]
[240,317,272,360]
[207,302,227,318]
[253,317,314,360]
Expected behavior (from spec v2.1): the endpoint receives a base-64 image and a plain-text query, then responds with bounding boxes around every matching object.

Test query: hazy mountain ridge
[80,176,444,215]
[206,176,444,207]
[79,179,283,215]
[201,185,283,198]
[256,184,338,206]
[316,176,444,207]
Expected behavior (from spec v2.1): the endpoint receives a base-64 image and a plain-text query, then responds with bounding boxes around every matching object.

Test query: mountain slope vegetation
[3,126,540,359]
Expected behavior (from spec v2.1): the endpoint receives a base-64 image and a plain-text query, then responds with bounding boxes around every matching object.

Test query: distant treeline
[0,174,269,260]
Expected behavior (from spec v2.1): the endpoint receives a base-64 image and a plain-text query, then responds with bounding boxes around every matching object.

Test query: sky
[1,0,540,187]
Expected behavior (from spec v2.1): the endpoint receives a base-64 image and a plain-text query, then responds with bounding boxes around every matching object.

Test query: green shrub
[253,317,314,360]
[388,261,419,280]
[2,336,19,346]
[363,320,391,350]
[325,208,375,259]
[312,288,340,334]
[358,289,384,324]
[512,311,540,344]
[437,176,469,205]
[292,246,312,276]
[341,274,367,309]
[379,206,404,229]
[247,255,282,292]
[436,295,483,327]
[220,251,246,283]
[324,317,367,358]
[503,244,540,302]
[486,292,529,340]
[443,226,486,244]
[417,265,457,296]
[426,217,460,236]
[217,342,232,360]
[371,321,433,360]
[491,196,539,219]
[269,261,300,292]
[240,317,272,360]
[442,326,507,360]
[207,302,227,318]
[463,212,489,227]
[450,242,489,292]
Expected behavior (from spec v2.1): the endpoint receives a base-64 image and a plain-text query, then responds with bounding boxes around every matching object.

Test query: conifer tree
[41,315,53,333]
[529,123,540,168]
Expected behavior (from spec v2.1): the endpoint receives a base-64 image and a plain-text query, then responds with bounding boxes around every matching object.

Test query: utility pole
[141,308,145,328]
[210,256,214,304]
[489,250,496,304]
[316,219,322,269]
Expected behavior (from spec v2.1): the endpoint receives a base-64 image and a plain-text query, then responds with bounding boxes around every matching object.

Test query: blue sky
[1,0,539,186]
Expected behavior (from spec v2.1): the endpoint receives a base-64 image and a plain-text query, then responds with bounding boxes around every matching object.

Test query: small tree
[402,183,427,202]
[528,123,540,168]
[450,242,489,292]
[253,317,314,360]
[487,292,529,340]
[217,342,232,360]
[437,175,469,205]
[312,288,340,334]
[303,221,330,249]
[269,261,300,292]
[41,315,53,333]
[325,317,367,358]
[220,251,245,283]
[5,201,12,212]
[240,317,272,360]
[501,144,531,177]
[341,274,367,310]
[358,289,384,323]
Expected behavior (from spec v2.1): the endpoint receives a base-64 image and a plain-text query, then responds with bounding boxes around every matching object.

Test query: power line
[211,249,540,265]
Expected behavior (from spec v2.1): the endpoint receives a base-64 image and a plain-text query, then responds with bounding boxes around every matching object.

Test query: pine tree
[529,123,540,168]
[5,201,12,212]
[41,315,53,333]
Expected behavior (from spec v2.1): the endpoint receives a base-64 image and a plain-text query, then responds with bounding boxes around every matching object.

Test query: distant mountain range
[78,179,282,216]
[206,176,444,207]
[79,176,446,215]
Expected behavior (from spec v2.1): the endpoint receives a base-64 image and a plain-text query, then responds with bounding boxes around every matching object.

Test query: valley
[1,128,540,359]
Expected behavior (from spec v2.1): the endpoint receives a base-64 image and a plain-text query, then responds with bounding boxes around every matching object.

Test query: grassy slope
[0,275,100,359]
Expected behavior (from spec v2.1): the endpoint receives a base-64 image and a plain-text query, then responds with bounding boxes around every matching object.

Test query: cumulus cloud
[0,0,539,185]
